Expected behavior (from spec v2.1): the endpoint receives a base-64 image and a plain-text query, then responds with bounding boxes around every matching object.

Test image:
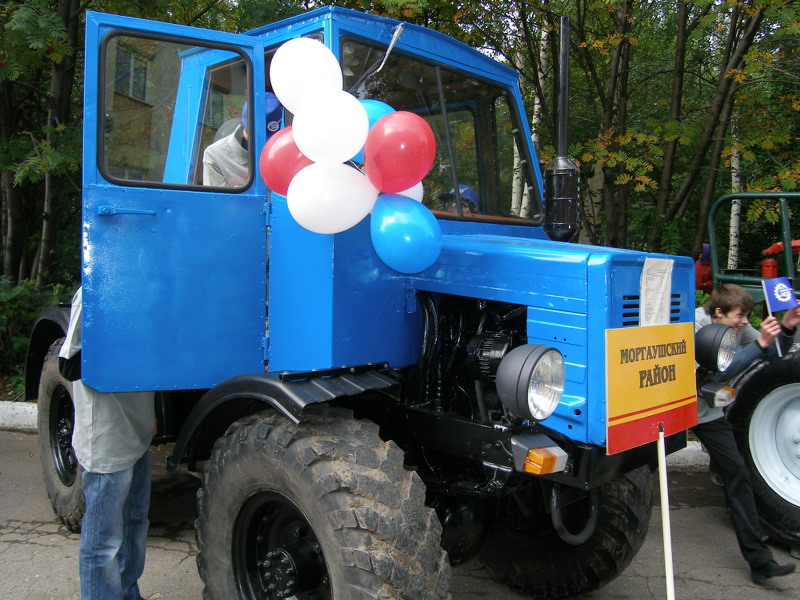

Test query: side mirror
[695,323,736,373]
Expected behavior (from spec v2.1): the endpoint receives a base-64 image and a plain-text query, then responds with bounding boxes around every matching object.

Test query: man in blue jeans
[60,287,156,599]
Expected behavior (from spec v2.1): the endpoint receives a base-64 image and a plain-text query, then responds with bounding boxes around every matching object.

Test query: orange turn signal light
[522,447,566,475]
[713,386,736,408]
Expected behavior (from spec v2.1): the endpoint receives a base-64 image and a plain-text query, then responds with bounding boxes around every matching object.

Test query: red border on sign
[607,400,697,455]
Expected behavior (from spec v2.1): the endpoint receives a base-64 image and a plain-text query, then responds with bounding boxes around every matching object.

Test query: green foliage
[658,221,685,257]
[0,278,73,376]
[0,0,71,83]
[624,199,661,250]
[745,198,792,227]
[223,0,306,31]
[695,289,709,309]
[12,122,81,184]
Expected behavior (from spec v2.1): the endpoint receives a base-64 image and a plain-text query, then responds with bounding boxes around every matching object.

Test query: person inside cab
[203,92,282,187]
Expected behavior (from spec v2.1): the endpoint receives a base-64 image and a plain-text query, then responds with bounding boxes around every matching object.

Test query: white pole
[658,423,676,600]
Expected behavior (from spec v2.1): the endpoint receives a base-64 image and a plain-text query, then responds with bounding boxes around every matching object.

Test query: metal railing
[707,192,800,296]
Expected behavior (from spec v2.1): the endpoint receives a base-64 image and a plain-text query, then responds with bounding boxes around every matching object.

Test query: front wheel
[477,466,653,599]
[195,407,450,600]
[37,339,84,532]
[728,355,800,545]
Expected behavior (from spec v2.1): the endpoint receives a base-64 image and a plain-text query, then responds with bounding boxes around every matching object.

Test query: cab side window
[100,34,251,189]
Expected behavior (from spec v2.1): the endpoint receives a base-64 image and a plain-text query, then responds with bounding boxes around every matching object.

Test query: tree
[0,0,308,288]
[2,0,798,292]
[34,0,81,288]
[664,0,766,256]
[1,0,76,284]
[424,1,798,256]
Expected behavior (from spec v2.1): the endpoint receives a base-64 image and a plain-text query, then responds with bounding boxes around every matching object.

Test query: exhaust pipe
[543,16,580,242]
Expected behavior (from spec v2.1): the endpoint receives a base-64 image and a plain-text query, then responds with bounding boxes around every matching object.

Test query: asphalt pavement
[2,404,799,600]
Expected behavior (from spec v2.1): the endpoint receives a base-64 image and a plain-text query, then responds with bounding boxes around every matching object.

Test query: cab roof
[244,6,520,87]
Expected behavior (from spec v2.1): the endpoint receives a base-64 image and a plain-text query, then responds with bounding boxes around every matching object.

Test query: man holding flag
[694,281,799,584]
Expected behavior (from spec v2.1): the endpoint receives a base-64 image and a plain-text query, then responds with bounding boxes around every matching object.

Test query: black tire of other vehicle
[37,339,84,533]
[728,355,800,546]
[195,406,451,600]
[477,466,653,599]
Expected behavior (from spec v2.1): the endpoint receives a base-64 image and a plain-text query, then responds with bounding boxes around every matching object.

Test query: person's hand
[780,306,800,331]
[757,315,781,349]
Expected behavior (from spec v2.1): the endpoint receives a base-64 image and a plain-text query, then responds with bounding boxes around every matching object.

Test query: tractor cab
[82,7,546,392]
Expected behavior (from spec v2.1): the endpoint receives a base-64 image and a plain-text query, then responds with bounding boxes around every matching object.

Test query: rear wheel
[477,466,652,599]
[728,355,800,545]
[37,339,84,532]
[195,406,450,600]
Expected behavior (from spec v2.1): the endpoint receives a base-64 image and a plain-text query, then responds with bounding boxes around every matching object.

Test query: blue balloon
[370,194,442,274]
[352,99,395,163]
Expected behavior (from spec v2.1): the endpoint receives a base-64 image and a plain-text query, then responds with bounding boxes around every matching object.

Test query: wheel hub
[233,491,329,600]
[50,385,77,486]
[258,542,325,598]
[777,400,800,477]
[749,383,800,507]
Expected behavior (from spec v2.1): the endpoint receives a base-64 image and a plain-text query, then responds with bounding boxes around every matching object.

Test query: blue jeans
[80,451,151,600]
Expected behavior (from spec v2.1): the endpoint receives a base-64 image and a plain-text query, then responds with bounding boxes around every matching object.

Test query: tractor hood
[409,232,637,314]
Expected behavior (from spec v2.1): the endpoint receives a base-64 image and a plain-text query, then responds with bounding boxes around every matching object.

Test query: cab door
[82,12,269,392]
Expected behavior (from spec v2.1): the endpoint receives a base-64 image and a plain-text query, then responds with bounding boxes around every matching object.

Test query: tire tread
[37,339,84,533]
[196,407,450,599]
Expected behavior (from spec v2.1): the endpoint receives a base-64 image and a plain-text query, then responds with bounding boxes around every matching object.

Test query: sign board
[606,323,697,455]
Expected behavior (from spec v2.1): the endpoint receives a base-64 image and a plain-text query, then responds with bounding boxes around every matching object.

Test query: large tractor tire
[728,355,800,546]
[477,465,652,599]
[37,339,84,532]
[195,406,450,600]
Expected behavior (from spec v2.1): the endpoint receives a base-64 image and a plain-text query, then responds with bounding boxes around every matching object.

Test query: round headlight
[496,345,565,421]
[695,323,736,372]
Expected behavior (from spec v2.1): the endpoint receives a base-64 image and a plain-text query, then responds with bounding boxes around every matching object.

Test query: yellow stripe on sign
[608,395,697,427]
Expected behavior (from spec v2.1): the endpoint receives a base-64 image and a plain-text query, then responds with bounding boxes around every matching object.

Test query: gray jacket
[60,288,155,473]
[202,124,249,187]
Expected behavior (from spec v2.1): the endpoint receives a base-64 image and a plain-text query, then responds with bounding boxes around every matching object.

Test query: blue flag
[762,277,798,314]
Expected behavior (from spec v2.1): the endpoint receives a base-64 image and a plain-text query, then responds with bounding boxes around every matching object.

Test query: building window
[114,47,148,103]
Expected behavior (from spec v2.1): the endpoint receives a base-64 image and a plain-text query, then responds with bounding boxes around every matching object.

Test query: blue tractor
[28,7,698,599]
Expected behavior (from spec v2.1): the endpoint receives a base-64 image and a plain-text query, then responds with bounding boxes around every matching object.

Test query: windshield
[341,38,540,222]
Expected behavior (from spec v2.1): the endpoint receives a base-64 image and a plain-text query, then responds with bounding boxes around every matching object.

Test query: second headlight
[695,323,736,373]
[496,344,565,421]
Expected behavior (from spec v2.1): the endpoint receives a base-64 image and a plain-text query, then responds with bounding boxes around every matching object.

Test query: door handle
[97,205,156,216]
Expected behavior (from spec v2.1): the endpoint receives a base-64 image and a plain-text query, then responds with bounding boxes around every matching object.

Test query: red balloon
[364,111,436,194]
[258,126,313,195]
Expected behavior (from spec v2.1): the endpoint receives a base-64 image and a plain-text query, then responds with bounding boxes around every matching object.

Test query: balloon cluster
[258,38,442,274]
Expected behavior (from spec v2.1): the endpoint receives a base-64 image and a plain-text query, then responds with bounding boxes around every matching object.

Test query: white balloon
[270,38,343,114]
[287,163,378,234]
[396,181,424,203]
[293,90,369,164]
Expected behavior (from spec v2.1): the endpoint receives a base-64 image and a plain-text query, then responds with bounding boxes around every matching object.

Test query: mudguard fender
[167,370,397,471]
